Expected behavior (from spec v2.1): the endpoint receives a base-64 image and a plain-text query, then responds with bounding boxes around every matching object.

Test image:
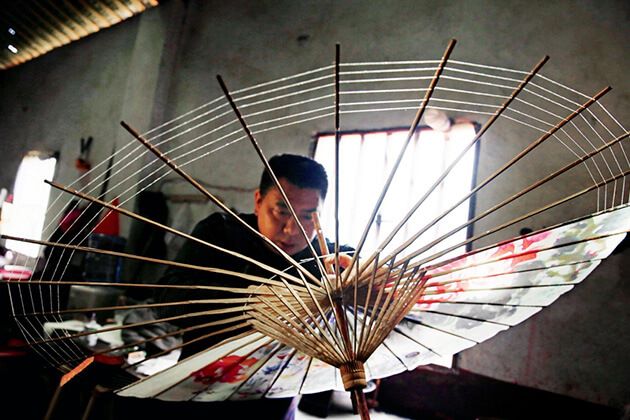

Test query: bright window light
[314,122,478,259]
[314,122,478,368]
[2,152,57,257]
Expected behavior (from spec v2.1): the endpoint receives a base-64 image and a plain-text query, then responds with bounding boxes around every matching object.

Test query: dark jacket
[156,212,351,355]
[153,212,351,418]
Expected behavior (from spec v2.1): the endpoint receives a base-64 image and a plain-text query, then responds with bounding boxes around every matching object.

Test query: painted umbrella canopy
[117,204,629,401]
[2,40,628,419]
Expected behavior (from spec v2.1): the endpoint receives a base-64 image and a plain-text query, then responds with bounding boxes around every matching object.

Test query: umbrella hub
[340,360,367,390]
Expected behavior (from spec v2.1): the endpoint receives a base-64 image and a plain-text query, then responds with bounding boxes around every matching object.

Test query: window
[314,121,478,260]
[2,151,57,258]
[313,119,478,368]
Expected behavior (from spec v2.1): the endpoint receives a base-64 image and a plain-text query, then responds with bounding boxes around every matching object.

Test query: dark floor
[377,365,623,420]
[0,339,623,420]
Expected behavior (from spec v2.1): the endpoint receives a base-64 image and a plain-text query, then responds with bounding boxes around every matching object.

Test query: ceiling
[0,0,159,70]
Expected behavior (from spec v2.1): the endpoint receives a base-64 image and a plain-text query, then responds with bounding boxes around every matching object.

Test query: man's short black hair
[259,154,328,199]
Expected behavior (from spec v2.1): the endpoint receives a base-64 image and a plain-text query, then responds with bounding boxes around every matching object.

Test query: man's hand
[322,253,353,277]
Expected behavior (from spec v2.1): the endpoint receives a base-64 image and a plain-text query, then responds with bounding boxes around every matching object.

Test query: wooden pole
[352,388,371,420]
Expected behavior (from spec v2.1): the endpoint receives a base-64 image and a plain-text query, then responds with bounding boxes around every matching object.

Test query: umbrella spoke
[7,41,628,420]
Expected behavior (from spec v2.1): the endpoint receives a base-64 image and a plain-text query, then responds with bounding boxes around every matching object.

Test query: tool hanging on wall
[54,136,96,235]
[93,145,120,236]
[76,136,93,172]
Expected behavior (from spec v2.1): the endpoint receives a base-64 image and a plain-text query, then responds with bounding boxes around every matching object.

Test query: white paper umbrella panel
[2,40,628,419]
[117,204,630,401]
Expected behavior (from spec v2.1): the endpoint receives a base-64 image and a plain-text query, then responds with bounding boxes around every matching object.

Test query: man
[154,154,351,418]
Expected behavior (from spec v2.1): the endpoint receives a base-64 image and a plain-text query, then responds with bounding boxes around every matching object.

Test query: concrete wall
[0,0,627,409]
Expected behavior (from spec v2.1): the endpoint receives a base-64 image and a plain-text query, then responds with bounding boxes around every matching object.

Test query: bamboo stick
[0,234,298,290]
[358,55,551,278]
[341,39,458,288]
[25,303,254,347]
[383,86,613,269]
[46,179,315,289]
[119,121,322,288]
[403,169,630,273]
[215,77,330,288]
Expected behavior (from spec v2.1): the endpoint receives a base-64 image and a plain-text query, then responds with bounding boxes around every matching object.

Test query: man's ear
[253,189,262,215]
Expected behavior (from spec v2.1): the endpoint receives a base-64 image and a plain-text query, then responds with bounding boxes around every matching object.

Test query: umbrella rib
[401,317,483,344]
[249,318,314,356]
[308,216,352,354]
[369,272,431,357]
[425,257,607,287]
[403,170,630,273]
[341,38,458,286]
[357,257,396,353]
[356,254,382,354]
[352,252,361,355]
[380,339,413,370]
[6,279,291,295]
[419,310,524,327]
[390,325,444,358]
[5,277,312,327]
[381,82,613,275]
[261,348,300,399]
[13,296,254,318]
[215,76,330,289]
[363,267,426,356]
[264,269,348,357]
[45,180,313,288]
[252,313,339,365]
[151,332,266,400]
[415,203,629,277]
[0,234,297,291]
[425,270,597,292]
[119,120,321,287]
[224,342,286,401]
[358,268,399,353]
[265,285,347,362]
[253,294,343,363]
[357,54,550,275]
[371,268,424,339]
[424,283,576,295]
[216,75,354,357]
[361,261,410,354]
[250,311,338,366]
[311,204,356,361]
[334,44,342,290]
[419,213,630,277]
[24,305,253,347]
[360,264,414,355]
[385,124,626,270]
[297,356,316,395]
[417,299,545,308]
[118,316,252,370]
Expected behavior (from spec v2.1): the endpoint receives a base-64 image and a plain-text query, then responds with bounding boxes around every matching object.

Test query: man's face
[254,177,323,256]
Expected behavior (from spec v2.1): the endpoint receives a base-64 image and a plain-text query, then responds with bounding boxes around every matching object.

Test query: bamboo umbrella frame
[2,39,628,419]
